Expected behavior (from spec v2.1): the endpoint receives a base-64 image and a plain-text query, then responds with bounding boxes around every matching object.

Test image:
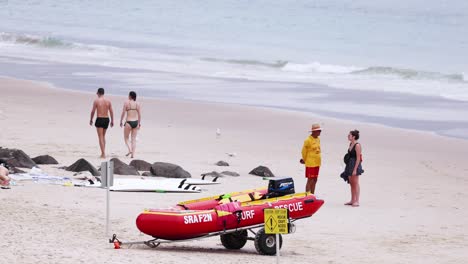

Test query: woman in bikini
[341,130,364,207]
[120,91,141,158]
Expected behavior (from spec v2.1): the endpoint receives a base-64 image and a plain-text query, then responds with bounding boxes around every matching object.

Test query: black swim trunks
[126,120,139,129]
[95,117,110,129]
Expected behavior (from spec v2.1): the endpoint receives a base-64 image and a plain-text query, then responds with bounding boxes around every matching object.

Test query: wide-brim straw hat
[309,123,322,132]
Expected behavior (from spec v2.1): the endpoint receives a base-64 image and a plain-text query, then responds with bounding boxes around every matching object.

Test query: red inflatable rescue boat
[137,192,323,240]
[130,178,324,255]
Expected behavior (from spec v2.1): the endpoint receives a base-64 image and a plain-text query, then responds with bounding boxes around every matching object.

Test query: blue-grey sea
[1,0,467,138]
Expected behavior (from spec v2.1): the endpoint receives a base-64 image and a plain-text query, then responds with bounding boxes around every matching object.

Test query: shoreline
[2,74,466,142]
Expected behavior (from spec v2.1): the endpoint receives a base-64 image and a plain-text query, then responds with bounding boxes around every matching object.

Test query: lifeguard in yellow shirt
[300,124,322,194]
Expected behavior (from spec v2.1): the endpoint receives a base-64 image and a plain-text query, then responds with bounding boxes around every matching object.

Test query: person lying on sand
[0,159,11,188]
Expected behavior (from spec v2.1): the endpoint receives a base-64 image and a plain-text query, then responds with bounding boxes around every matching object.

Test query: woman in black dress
[341,130,364,207]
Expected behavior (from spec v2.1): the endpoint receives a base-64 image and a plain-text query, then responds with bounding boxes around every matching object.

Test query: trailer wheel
[220,230,248,249]
[254,228,283,255]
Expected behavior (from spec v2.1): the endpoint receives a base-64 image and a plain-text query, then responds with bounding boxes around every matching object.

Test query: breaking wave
[201,57,288,68]
[281,61,466,83]
[0,32,119,53]
[282,61,363,74]
[352,66,466,82]
[0,32,71,48]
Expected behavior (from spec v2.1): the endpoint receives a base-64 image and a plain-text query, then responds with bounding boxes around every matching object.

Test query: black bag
[343,153,350,164]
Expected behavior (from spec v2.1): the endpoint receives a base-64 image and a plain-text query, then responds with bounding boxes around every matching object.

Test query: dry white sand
[1,77,467,263]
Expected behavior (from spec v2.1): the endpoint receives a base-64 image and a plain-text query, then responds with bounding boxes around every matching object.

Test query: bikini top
[126,102,137,112]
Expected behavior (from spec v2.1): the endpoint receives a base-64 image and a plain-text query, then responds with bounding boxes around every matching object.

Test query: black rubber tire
[220,230,248,249]
[254,228,283,255]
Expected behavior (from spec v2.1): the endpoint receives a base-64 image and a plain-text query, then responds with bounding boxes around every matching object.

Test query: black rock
[150,162,191,178]
[215,160,229,166]
[66,158,101,176]
[9,167,26,174]
[110,158,139,175]
[129,159,152,171]
[201,171,224,178]
[249,166,275,177]
[221,171,240,177]
[32,155,59,165]
[0,148,36,168]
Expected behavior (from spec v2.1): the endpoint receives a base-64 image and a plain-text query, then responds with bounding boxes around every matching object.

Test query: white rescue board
[109,178,202,193]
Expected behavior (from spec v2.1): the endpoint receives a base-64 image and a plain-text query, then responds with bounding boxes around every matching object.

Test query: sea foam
[282,61,363,74]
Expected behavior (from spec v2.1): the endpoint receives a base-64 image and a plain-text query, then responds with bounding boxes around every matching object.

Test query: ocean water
[1,0,468,138]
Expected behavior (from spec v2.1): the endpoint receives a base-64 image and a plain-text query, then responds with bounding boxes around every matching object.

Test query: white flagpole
[106,161,110,237]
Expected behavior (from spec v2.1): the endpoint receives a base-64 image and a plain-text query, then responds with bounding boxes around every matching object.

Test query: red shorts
[305,166,320,178]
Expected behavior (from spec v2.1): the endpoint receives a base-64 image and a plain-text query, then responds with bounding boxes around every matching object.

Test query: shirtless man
[0,159,11,188]
[90,88,114,158]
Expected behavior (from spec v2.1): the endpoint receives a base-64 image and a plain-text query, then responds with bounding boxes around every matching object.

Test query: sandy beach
[1,77,467,264]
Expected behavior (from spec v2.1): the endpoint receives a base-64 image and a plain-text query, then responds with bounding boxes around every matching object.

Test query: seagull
[216,128,221,137]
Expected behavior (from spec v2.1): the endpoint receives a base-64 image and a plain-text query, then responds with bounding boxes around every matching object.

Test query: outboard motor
[265,177,295,198]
